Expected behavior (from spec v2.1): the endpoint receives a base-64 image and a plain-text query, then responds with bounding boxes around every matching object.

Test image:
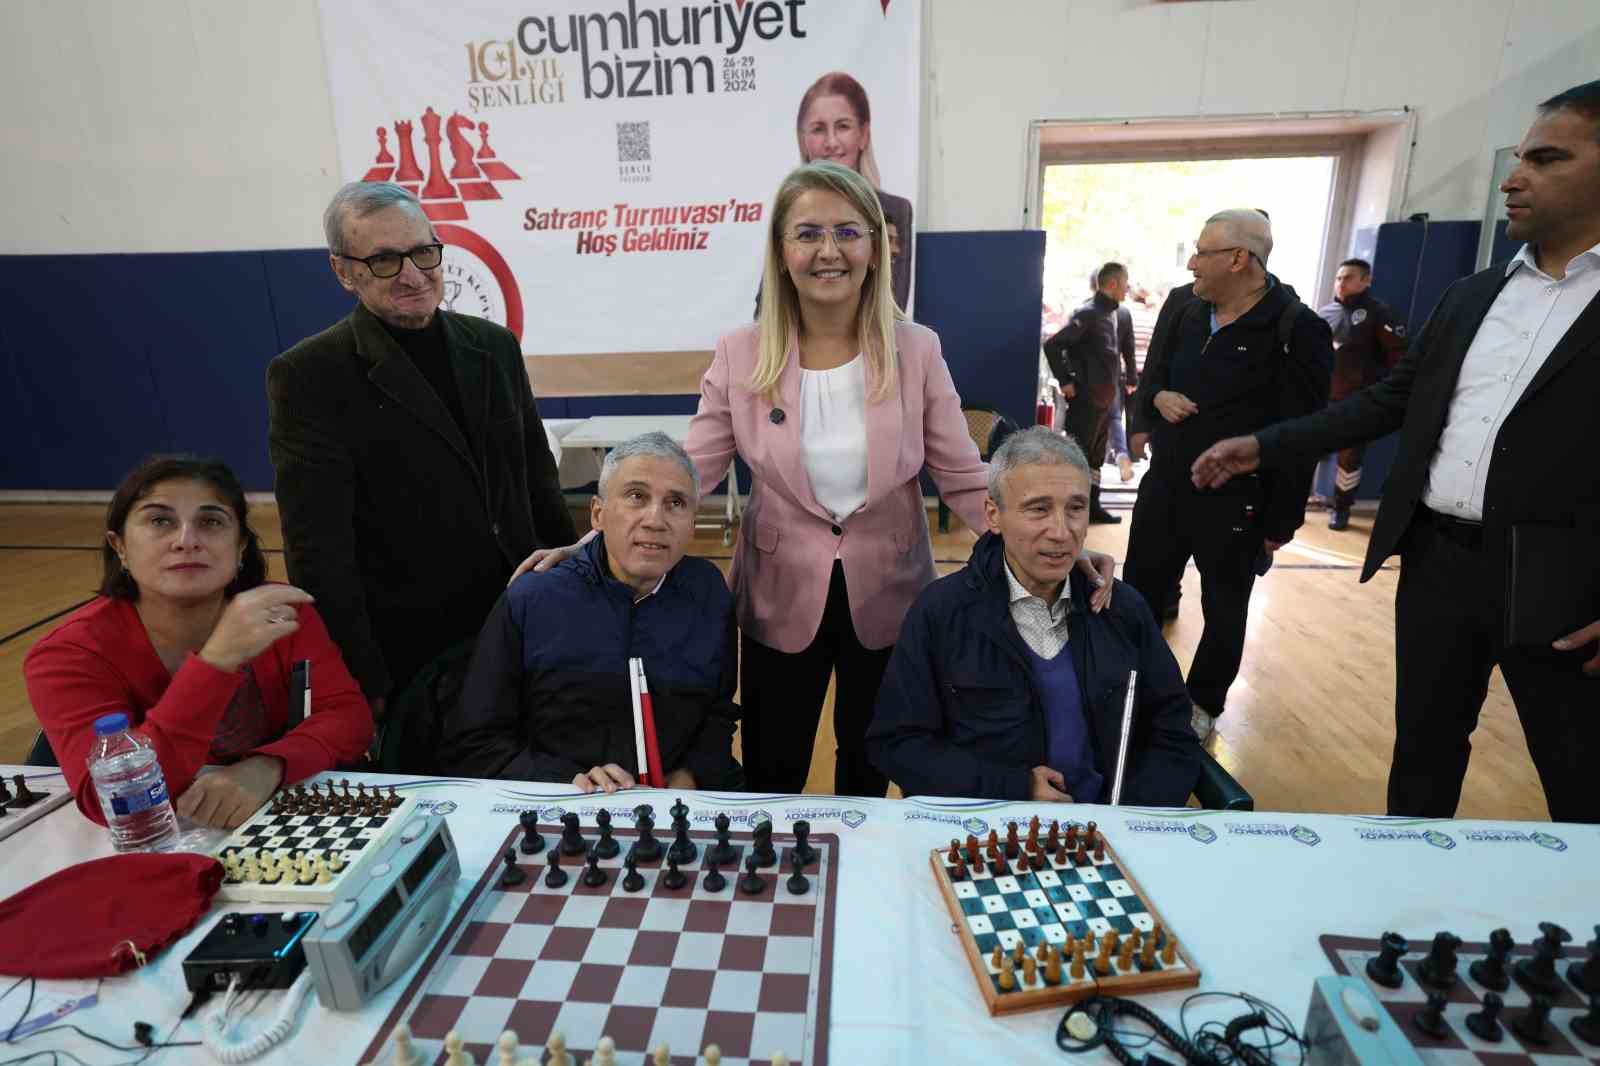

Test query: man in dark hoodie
[1121,209,1332,745]
[440,432,743,792]
[865,428,1200,805]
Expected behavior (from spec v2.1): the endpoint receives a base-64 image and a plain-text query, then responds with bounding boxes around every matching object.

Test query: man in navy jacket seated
[866,427,1200,805]
[442,432,743,792]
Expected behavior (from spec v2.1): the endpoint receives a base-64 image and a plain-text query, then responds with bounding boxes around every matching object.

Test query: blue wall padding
[2,231,1041,491]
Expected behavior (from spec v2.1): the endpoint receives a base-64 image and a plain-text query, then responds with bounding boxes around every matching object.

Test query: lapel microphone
[769,408,786,425]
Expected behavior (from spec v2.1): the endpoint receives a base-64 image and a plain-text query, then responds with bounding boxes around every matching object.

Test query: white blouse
[799,355,869,524]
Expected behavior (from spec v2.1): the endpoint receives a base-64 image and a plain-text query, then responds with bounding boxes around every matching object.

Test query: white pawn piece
[652,1045,669,1066]
[496,1030,518,1066]
[393,1022,423,1066]
[329,850,347,873]
[443,1030,476,1066]
[591,1036,616,1066]
[316,855,333,884]
[544,1031,573,1066]
[702,1045,721,1065]
[770,1054,789,1066]
[241,852,261,881]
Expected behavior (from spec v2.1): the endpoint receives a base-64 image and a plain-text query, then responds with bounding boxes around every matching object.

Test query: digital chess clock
[301,811,460,1010]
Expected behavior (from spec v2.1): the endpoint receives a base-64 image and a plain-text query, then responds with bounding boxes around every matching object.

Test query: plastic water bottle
[87,712,178,852]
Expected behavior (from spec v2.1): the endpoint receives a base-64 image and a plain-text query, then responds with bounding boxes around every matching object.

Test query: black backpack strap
[1277,299,1305,353]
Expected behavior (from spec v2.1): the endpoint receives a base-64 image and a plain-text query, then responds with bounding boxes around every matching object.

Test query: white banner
[318,0,922,353]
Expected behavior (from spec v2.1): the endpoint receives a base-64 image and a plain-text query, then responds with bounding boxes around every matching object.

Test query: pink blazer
[687,321,990,653]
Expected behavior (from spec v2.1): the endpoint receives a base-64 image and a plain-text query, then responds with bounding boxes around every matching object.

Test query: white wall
[3,0,1599,254]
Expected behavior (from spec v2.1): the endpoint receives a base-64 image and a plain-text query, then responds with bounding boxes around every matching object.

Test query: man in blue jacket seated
[442,432,743,792]
[866,427,1200,805]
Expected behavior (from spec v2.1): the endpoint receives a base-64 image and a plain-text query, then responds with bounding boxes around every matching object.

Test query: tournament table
[0,765,1593,1064]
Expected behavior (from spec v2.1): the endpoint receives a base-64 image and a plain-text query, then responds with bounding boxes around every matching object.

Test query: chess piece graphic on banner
[476,122,521,181]
[393,120,423,183]
[448,113,483,180]
[375,127,394,164]
[420,107,457,201]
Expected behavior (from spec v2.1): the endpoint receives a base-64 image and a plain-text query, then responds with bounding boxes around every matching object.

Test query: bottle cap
[93,712,130,736]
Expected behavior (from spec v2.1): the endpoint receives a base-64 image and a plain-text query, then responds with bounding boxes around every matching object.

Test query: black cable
[0,977,199,1066]
[1057,991,1309,1066]
[1182,991,1308,1066]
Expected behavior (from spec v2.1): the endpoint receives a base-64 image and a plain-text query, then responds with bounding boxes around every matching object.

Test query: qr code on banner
[617,121,650,163]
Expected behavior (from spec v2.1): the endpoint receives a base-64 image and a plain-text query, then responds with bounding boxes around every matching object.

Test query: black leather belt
[1420,506,1484,551]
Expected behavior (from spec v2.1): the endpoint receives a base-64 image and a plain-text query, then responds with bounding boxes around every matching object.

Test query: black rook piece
[1515,922,1571,997]
[633,805,662,862]
[559,812,587,856]
[708,812,737,866]
[499,849,526,888]
[785,852,810,896]
[544,846,568,889]
[1511,994,1554,1045]
[1470,928,1513,991]
[1367,931,1408,988]
[791,820,816,866]
[518,810,545,855]
[1464,992,1505,1043]
[1412,991,1449,1040]
[702,859,726,893]
[1418,931,1463,989]
[621,855,645,893]
[593,809,620,859]
[1571,992,1600,1047]
[739,853,766,895]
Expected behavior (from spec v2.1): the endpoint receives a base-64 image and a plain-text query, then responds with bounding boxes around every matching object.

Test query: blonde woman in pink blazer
[518,161,1113,796]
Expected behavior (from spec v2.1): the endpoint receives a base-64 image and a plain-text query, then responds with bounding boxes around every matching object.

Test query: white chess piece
[770,1054,789,1066]
[652,1044,670,1066]
[443,1030,476,1066]
[392,1023,423,1066]
[591,1035,616,1066]
[545,1031,573,1066]
[701,1044,722,1065]
[496,1030,519,1066]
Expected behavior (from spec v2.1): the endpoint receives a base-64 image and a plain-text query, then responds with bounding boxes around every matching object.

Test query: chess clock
[301,812,460,1010]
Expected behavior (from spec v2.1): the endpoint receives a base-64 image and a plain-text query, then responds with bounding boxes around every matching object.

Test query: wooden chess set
[0,772,71,844]
[930,816,1199,1016]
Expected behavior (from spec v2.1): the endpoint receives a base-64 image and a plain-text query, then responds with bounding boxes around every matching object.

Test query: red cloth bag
[0,853,222,978]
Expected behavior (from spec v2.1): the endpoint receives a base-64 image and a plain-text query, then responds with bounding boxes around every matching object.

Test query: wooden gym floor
[0,497,1550,822]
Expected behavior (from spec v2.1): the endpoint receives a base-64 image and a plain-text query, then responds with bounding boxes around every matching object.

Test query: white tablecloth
[1,765,1594,1064]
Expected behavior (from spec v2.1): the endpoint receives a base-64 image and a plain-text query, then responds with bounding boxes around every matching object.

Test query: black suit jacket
[1257,261,1600,594]
[267,304,577,698]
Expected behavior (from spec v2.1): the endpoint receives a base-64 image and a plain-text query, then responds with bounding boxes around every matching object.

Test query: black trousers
[1392,511,1599,823]
[738,561,893,797]
[1123,473,1263,715]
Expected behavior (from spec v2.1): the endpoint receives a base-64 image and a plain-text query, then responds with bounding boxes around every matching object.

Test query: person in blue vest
[865,427,1201,804]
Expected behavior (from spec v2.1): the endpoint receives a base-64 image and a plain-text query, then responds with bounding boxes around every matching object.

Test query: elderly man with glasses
[267,182,575,734]
[1121,209,1332,744]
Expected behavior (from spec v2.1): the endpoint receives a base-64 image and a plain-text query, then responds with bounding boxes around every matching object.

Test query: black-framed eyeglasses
[784,224,874,246]
[337,242,444,278]
[1192,245,1243,259]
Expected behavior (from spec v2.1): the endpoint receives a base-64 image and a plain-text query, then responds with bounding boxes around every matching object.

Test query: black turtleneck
[381,313,469,439]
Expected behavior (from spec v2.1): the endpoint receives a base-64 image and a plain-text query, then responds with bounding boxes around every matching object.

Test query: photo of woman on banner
[795,71,915,312]
[512,161,1115,798]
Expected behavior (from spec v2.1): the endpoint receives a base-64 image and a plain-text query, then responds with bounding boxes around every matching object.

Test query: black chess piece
[633,805,662,862]
[707,812,737,866]
[739,853,766,895]
[621,854,645,893]
[1571,992,1600,1047]
[661,856,687,891]
[559,812,587,856]
[518,810,545,855]
[1412,991,1449,1040]
[1464,992,1505,1043]
[702,859,725,893]
[1515,922,1571,997]
[1511,994,1554,1045]
[10,775,40,809]
[0,776,11,803]
[669,797,690,828]
[785,852,809,896]
[0,800,8,819]
[592,809,620,859]
[1367,931,1408,989]
[667,818,698,866]
[544,846,568,888]
[1470,928,1513,991]
[499,849,526,888]
[1570,926,1600,995]
[751,820,777,868]
[1418,931,1463,989]
[581,848,607,887]
[791,820,816,866]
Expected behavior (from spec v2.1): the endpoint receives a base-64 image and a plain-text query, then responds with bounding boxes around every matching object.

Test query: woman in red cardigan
[24,455,372,828]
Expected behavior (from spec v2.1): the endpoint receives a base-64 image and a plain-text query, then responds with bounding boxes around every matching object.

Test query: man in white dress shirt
[1189,80,1600,823]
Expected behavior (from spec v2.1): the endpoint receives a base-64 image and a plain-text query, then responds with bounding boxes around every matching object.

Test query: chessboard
[362,804,838,1066]
[0,772,73,844]
[931,817,1198,1016]
[1322,929,1599,1063]
[212,779,417,905]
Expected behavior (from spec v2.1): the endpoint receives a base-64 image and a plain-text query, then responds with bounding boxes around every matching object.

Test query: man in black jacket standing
[866,428,1200,806]
[1193,82,1600,823]
[1317,258,1408,529]
[1122,210,1333,744]
[1044,262,1134,524]
[268,183,576,725]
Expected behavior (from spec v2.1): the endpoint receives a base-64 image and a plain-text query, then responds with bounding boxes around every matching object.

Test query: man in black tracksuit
[1317,258,1408,529]
[1123,210,1332,742]
[1044,262,1132,524]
